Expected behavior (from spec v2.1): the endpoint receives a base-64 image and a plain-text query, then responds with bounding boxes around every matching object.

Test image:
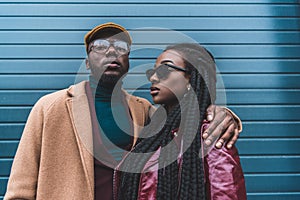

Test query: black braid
[118,105,181,200]
[117,43,216,200]
[164,43,215,200]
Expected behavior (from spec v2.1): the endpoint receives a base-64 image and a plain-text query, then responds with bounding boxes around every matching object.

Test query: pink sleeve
[201,121,246,200]
[204,146,247,200]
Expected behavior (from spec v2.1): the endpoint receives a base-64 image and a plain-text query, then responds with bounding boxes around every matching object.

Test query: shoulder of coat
[34,87,70,112]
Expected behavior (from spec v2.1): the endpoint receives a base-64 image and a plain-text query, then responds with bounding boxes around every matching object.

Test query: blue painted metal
[0,1,299,199]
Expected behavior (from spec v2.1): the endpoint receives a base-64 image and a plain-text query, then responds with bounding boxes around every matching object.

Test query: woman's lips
[150,87,160,96]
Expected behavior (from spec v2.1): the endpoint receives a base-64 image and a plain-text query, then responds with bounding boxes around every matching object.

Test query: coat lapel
[124,92,146,145]
[66,81,94,199]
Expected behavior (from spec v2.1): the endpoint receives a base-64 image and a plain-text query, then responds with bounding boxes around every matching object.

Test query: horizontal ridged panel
[229,106,300,121]
[0,90,54,106]
[1,74,299,89]
[242,122,300,138]
[2,89,299,105]
[0,159,13,176]
[129,89,300,105]
[247,193,300,200]
[0,18,299,30]
[133,89,300,106]
[1,106,299,122]
[130,74,300,89]
[1,1,299,198]
[0,0,299,3]
[1,175,300,196]
[236,139,300,155]
[1,45,299,59]
[0,141,19,158]
[241,156,300,173]
[1,156,300,176]
[0,179,7,197]
[0,124,24,140]
[1,59,300,73]
[246,174,300,192]
[1,31,299,44]
[1,122,299,140]
[1,139,300,157]
[1,4,299,17]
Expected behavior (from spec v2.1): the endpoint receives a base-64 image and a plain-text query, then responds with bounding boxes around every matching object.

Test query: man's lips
[150,86,160,96]
[104,61,121,69]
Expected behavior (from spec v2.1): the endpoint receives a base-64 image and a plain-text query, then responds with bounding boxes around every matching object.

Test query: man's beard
[101,74,119,83]
[98,74,122,88]
[90,66,127,88]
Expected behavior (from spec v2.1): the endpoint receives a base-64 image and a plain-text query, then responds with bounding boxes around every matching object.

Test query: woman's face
[149,50,190,111]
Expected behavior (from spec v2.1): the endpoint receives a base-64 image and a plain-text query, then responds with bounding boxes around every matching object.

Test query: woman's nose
[149,72,159,83]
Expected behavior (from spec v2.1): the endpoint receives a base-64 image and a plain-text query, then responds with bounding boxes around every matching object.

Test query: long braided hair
[117,43,217,200]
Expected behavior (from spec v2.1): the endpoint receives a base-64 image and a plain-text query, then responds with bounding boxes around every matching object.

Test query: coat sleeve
[4,99,46,200]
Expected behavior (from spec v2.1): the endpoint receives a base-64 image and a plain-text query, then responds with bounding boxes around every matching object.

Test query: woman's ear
[85,58,90,70]
[184,73,191,87]
[184,71,191,80]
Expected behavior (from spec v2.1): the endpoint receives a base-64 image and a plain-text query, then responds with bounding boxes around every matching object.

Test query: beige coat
[4,81,153,200]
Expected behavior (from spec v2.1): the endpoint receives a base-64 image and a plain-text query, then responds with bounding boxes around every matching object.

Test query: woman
[116,43,246,200]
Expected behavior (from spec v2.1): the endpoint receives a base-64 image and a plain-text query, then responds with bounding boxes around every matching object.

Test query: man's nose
[105,45,118,56]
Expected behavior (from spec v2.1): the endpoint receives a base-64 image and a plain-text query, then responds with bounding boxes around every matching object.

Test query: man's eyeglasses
[88,39,130,55]
[146,63,187,81]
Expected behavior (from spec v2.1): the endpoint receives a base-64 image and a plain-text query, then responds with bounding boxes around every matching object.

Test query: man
[5,22,242,200]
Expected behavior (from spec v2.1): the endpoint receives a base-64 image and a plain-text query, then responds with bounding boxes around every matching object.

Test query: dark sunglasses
[146,63,187,81]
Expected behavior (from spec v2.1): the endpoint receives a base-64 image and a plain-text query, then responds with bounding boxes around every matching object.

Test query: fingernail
[202,132,208,139]
[205,140,211,146]
[227,144,232,149]
[216,142,222,148]
[207,114,213,121]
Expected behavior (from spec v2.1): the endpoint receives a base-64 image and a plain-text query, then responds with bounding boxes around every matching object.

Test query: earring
[184,84,191,98]
[187,84,191,91]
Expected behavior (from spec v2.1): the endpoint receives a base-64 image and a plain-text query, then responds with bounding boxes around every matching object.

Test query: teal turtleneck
[89,75,132,161]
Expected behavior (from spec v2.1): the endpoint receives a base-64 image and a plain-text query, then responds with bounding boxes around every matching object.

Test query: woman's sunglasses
[146,63,187,81]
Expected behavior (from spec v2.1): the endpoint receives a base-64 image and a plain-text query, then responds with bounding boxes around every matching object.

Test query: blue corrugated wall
[0,0,300,199]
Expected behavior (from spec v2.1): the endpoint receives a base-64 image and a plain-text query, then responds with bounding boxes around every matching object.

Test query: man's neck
[89,75,123,99]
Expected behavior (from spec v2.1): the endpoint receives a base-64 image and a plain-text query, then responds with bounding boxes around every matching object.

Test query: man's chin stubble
[98,74,121,87]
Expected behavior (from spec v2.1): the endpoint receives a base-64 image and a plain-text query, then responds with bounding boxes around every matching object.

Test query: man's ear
[85,58,90,70]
